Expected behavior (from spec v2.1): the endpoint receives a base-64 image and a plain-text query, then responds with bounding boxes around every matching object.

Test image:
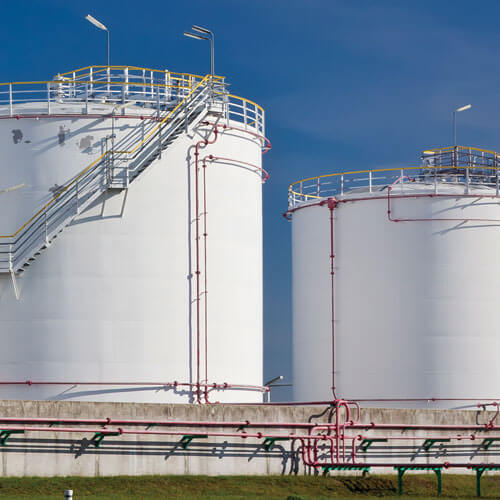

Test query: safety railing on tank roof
[0,66,222,115]
[0,74,214,273]
[0,70,267,273]
[288,146,500,208]
[0,67,264,134]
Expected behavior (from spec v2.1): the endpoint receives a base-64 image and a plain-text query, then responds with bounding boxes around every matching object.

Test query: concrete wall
[0,400,498,476]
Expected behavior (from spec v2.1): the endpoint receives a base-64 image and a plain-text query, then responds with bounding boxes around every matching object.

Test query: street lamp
[264,375,283,403]
[85,14,110,67]
[453,104,471,147]
[183,25,214,78]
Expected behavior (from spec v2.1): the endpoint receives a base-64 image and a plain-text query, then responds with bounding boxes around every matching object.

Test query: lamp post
[264,375,284,403]
[453,104,471,147]
[85,14,110,67]
[183,25,215,78]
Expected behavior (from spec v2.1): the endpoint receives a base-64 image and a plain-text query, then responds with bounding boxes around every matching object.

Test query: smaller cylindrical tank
[289,146,500,408]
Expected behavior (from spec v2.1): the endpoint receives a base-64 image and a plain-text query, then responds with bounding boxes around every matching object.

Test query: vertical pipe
[327,198,337,398]
[89,67,93,94]
[106,30,110,68]
[194,148,201,402]
[202,157,209,402]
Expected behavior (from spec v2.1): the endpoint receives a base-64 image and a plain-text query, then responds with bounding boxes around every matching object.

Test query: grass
[0,474,497,499]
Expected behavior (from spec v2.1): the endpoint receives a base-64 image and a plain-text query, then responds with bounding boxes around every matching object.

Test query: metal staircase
[0,76,217,276]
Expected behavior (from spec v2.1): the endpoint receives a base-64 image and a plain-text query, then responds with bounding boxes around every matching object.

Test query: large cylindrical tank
[0,66,266,403]
[290,148,500,408]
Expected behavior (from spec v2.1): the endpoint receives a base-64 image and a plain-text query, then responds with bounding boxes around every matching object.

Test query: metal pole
[107,30,110,67]
[453,111,456,146]
[210,33,214,78]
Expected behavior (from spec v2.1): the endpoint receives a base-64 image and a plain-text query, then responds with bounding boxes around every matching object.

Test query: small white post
[89,67,93,94]
[369,171,372,193]
[75,181,79,214]
[123,67,129,100]
[9,83,12,116]
[64,490,73,499]
[340,175,344,196]
[141,69,146,101]
[44,211,49,245]
[243,100,247,129]
[164,70,170,102]
[47,83,51,114]
[107,66,111,95]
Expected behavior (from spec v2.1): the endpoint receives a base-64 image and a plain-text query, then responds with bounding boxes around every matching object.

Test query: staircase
[0,76,218,275]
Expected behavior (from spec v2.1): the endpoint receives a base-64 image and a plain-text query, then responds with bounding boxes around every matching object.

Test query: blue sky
[2,0,500,400]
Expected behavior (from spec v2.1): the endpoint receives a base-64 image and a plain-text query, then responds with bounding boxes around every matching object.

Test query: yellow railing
[288,160,500,208]
[0,69,267,242]
[58,65,225,85]
[423,145,499,156]
[0,74,211,239]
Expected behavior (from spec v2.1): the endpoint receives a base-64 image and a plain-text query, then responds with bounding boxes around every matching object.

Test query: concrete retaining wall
[0,400,498,476]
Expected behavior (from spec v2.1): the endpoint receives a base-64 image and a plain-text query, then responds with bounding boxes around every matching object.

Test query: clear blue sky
[2,0,500,400]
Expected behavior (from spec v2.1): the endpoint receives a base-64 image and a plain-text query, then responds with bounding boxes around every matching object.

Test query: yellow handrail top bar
[288,164,500,193]
[0,74,265,239]
[423,145,499,156]
[0,74,210,239]
[58,65,225,82]
[0,79,212,89]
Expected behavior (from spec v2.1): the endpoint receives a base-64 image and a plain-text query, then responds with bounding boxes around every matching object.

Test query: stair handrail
[0,74,212,241]
[0,75,216,272]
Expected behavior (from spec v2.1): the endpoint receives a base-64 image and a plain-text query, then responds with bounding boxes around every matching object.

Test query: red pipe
[287,192,500,218]
[206,155,269,182]
[323,198,338,398]
[0,380,268,394]
[192,122,271,403]
[194,123,223,403]
[204,121,272,154]
[0,113,163,121]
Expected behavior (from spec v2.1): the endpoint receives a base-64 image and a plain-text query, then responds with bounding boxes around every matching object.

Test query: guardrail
[0,73,213,273]
[0,65,265,136]
[288,146,500,208]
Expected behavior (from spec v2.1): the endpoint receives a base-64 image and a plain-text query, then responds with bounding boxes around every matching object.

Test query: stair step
[14,100,208,272]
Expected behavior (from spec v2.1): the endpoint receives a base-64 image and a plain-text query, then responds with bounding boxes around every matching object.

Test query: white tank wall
[292,187,500,408]
[0,110,263,403]
[0,104,150,231]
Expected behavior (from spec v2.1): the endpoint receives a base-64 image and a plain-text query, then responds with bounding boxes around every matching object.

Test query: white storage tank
[289,147,500,408]
[0,65,268,403]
